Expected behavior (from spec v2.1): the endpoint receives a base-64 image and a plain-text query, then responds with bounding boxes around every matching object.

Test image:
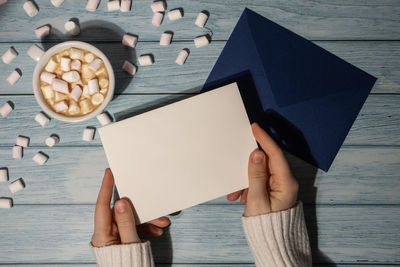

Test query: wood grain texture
[0,0,400,41]
[5,266,396,267]
[0,95,398,146]
[0,205,398,264]
[0,41,398,94]
[0,146,399,205]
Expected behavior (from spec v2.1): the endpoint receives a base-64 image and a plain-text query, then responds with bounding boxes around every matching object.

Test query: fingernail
[116,202,126,213]
[253,152,264,164]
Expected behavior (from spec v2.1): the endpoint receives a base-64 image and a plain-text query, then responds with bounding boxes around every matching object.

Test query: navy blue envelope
[203,8,377,171]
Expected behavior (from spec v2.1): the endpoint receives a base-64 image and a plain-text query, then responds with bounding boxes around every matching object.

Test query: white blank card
[99,83,257,224]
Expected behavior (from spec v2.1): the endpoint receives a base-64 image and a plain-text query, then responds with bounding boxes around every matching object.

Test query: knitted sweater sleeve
[241,202,312,267]
[90,241,154,267]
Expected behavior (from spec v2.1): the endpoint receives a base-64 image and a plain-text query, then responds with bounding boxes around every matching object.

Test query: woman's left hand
[91,168,171,247]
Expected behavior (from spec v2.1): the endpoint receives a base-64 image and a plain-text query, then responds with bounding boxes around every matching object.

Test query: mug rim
[32,41,115,123]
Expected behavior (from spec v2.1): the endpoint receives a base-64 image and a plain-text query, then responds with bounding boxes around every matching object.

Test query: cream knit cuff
[242,202,312,267]
[90,241,154,267]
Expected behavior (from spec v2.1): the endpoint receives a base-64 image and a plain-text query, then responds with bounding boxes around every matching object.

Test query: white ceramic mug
[32,41,115,123]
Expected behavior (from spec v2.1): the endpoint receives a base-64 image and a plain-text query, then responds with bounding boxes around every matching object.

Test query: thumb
[245,149,271,216]
[248,149,268,196]
[114,199,141,244]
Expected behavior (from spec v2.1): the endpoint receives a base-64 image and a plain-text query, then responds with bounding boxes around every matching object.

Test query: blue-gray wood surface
[0,0,399,266]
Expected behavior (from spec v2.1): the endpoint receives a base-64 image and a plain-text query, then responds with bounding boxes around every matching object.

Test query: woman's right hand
[228,123,299,216]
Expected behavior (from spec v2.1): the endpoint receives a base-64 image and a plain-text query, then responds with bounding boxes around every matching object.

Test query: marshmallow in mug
[39,47,109,117]
[27,44,45,62]
[2,47,18,64]
[23,0,38,17]
[7,69,21,86]
[9,178,25,193]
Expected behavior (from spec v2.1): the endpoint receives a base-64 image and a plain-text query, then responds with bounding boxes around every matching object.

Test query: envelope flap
[244,8,374,108]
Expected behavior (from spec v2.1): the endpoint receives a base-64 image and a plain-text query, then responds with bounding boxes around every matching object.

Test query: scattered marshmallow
[194,35,210,48]
[45,135,59,147]
[16,136,29,147]
[160,32,173,46]
[35,112,50,127]
[122,60,137,75]
[62,71,80,83]
[120,0,131,12]
[60,57,71,71]
[12,145,22,159]
[40,71,55,84]
[86,0,100,11]
[35,25,51,38]
[195,11,209,28]
[0,168,8,182]
[97,112,112,126]
[88,58,102,71]
[50,0,64,7]
[151,1,166,12]
[27,44,44,62]
[0,198,12,209]
[0,102,13,118]
[70,48,83,59]
[65,20,80,36]
[176,49,189,65]
[33,152,49,165]
[88,78,100,94]
[52,78,69,94]
[122,34,138,48]
[152,12,164,26]
[23,1,38,17]
[138,55,154,66]
[71,59,81,71]
[70,85,82,101]
[91,93,104,105]
[107,0,119,11]
[82,127,95,141]
[1,47,18,64]
[168,9,183,21]
[54,100,68,112]
[7,69,21,86]
[45,58,58,72]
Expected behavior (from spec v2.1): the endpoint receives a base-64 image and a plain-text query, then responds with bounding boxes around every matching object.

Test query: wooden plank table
[0,0,399,266]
